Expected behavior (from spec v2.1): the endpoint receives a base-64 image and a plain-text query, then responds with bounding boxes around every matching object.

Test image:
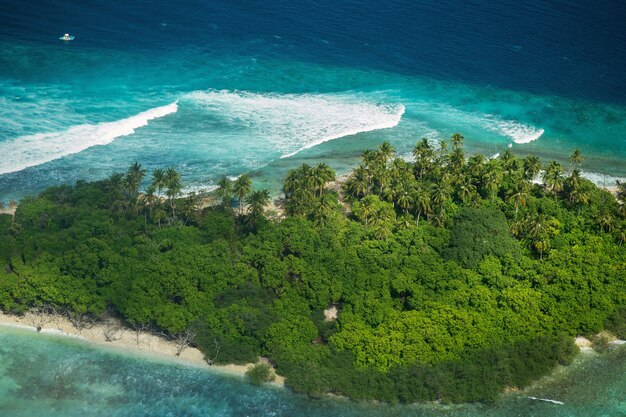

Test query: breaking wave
[184,90,405,159]
[0,102,178,175]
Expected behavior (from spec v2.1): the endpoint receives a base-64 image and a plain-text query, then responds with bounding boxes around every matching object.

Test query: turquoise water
[1,1,626,413]
[1,1,625,201]
[0,326,625,417]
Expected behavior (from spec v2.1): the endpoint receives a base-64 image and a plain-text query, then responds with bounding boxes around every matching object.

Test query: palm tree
[126,162,146,202]
[344,166,369,200]
[391,158,409,182]
[522,156,542,181]
[164,167,182,217]
[569,149,583,169]
[534,239,549,261]
[378,141,395,167]
[457,176,476,205]
[437,140,450,167]
[618,202,626,220]
[542,161,564,199]
[312,163,336,196]
[312,192,336,226]
[140,184,158,218]
[361,149,379,173]
[565,169,588,213]
[397,214,413,230]
[396,185,414,215]
[414,187,431,228]
[509,218,524,238]
[215,176,233,207]
[376,165,392,196]
[501,150,520,179]
[181,193,199,225]
[451,133,464,150]
[526,213,549,260]
[246,189,271,217]
[600,214,614,232]
[107,173,128,213]
[233,174,252,215]
[507,184,528,219]
[526,213,547,239]
[570,187,590,215]
[151,168,166,198]
[481,161,501,200]
[152,206,167,228]
[412,138,434,179]
[357,195,378,226]
[373,223,393,241]
[432,182,451,210]
[382,180,397,206]
[450,147,465,176]
[371,203,395,227]
[467,154,485,179]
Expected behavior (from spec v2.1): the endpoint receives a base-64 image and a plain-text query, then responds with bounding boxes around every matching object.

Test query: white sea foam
[493,119,544,144]
[184,90,405,159]
[411,102,544,145]
[0,102,178,175]
[579,171,626,188]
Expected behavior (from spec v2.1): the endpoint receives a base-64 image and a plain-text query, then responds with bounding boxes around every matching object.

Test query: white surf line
[186,89,405,161]
[527,396,564,405]
[280,104,406,159]
[0,101,178,175]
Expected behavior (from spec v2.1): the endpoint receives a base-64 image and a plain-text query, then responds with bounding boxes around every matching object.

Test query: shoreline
[2,310,625,406]
[0,311,285,387]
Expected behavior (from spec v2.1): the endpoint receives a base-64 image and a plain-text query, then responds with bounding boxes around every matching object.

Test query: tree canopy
[1,136,624,403]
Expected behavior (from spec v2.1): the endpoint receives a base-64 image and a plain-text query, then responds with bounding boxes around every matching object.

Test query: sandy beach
[0,310,284,386]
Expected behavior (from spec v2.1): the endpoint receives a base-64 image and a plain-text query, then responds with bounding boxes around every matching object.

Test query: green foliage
[0,147,624,404]
[445,207,520,268]
[246,363,276,385]
[607,307,626,339]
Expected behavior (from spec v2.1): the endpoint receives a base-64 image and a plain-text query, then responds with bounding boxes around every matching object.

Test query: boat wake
[0,102,178,175]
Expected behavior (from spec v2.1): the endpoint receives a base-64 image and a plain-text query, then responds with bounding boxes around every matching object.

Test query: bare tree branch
[174,327,197,357]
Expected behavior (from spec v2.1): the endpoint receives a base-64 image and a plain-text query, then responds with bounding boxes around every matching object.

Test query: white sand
[0,311,284,386]
[323,305,338,322]
[574,336,594,352]
[575,333,625,352]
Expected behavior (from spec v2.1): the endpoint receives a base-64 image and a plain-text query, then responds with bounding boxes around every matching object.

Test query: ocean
[1,0,625,201]
[1,326,625,417]
[1,1,626,414]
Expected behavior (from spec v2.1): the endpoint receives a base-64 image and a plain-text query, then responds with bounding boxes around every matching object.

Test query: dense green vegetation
[1,135,625,403]
[246,363,276,385]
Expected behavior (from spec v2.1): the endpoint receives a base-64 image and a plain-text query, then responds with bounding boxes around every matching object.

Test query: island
[1,134,625,403]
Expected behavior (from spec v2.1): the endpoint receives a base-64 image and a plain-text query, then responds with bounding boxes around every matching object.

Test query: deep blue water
[1,0,625,200]
[1,2,626,414]
[4,0,626,101]
[1,0,625,201]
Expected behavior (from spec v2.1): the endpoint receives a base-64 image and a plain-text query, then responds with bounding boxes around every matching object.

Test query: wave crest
[493,119,544,144]
[184,90,405,159]
[0,102,178,175]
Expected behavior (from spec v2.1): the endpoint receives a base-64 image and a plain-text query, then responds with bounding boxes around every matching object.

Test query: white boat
[59,33,75,41]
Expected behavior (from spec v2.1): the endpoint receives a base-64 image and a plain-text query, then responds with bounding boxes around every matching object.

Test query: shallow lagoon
[0,327,624,417]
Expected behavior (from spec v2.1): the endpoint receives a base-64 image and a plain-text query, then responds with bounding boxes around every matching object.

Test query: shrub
[246,363,275,385]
